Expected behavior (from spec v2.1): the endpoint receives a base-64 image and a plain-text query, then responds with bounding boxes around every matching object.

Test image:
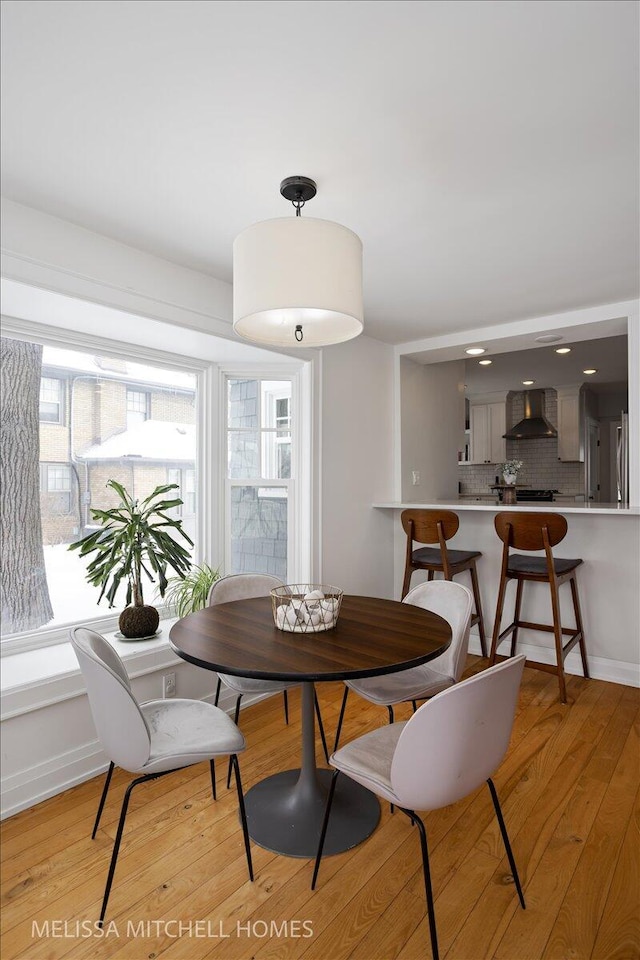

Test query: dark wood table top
[169,594,452,682]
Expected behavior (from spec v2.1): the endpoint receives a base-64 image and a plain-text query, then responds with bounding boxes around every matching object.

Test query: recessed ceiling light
[583,368,598,375]
[535,334,563,343]
[522,379,536,385]
[465,347,486,356]
[555,347,571,354]
[478,359,492,366]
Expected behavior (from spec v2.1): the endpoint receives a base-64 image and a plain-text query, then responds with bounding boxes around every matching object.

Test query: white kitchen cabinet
[469,400,506,464]
[556,386,584,462]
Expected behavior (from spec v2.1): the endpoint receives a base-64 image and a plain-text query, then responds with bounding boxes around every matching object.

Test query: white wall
[400,357,464,501]
[320,336,395,597]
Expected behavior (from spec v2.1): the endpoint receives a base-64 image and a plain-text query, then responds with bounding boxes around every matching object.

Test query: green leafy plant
[69,480,193,608]
[163,562,221,617]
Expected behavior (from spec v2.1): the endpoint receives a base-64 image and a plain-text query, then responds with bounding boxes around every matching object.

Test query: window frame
[0,319,211,657]
[219,366,310,586]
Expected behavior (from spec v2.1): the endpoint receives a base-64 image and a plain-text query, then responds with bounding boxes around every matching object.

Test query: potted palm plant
[69,479,193,638]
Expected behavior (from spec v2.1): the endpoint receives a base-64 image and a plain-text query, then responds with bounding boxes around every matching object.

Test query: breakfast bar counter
[374,501,640,688]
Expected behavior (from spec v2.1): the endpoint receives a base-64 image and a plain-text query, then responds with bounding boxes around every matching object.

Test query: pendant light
[233,176,363,347]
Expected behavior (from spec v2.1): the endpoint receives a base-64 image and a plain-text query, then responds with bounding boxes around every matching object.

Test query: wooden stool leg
[570,574,589,679]
[549,579,568,704]
[427,570,435,582]
[401,564,413,600]
[510,579,524,657]
[469,561,487,657]
[489,572,509,665]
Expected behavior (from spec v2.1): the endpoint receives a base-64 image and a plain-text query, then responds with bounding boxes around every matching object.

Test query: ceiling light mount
[233,176,363,348]
[280,176,317,216]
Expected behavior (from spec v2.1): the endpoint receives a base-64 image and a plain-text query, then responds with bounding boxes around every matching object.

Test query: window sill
[0,618,181,721]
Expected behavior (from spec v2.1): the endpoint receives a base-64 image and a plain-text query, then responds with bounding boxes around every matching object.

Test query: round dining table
[169,594,451,858]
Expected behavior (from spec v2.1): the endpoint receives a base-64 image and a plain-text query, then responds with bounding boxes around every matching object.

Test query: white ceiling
[1,0,638,344]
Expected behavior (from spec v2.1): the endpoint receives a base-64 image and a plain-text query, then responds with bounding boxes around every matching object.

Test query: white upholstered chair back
[71,627,151,772]
[207,573,283,606]
[403,580,473,682]
[390,655,525,811]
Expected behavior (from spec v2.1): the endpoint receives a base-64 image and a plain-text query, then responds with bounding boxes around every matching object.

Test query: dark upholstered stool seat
[402,509,487,657]
[490,512,588,704]
[413,547,482,567]
[508,555,583,577]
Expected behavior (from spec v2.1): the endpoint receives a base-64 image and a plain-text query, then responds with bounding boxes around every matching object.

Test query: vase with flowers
[501,459,523,486]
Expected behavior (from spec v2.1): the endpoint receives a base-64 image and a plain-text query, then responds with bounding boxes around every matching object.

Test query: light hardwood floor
[1,659,638,960]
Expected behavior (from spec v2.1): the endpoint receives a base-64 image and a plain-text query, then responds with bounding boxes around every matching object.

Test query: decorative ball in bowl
[271,584,343,633]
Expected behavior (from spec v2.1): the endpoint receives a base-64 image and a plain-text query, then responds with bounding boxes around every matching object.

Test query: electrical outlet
[163,673,176,698]
[412,470,420,485]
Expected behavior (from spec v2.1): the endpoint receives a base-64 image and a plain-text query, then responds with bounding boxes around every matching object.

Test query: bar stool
[489,511,589,703]
[401,509,487,657]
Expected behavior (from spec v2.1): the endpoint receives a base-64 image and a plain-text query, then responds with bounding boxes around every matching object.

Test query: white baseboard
[468,634,640,688]
[0,689,269,821]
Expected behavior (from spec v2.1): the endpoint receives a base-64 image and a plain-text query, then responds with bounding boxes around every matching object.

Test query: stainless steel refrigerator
[616,412,629,505]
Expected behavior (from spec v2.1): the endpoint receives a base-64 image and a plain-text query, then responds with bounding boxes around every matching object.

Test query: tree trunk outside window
[1,338,54,633]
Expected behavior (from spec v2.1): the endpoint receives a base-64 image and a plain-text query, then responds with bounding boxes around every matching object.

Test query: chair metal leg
[92,761,114,840]
[227,696,243,789]
[283,689,289,725]
[388,703,397,813]
[99,768,176,926]
[214,676,222,706]
[486,778,525,910]
[311,770,340,890]
[231,754,254,881]
[314,692,330,763]
[400,808,439,960]
[333,686,349,752]
[209,759,216,801]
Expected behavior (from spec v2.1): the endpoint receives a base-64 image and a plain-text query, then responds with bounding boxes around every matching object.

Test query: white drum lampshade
[233,190,364,347]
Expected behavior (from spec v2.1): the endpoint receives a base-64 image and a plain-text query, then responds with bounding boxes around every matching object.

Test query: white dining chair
[312,655,526,960]
[333,580,473,750]
[71,627,253,926]
[208,574,329,780]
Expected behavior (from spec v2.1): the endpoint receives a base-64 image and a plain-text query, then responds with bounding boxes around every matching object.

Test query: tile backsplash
[459,389,585,496]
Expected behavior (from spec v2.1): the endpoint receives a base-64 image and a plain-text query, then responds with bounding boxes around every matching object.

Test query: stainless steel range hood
[503,390,557,440]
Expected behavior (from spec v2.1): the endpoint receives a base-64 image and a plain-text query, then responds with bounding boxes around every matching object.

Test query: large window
[1,335,198,641]
[226,378,294,581]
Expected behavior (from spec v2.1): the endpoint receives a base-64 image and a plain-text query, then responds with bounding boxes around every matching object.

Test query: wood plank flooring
[1,659,638,960]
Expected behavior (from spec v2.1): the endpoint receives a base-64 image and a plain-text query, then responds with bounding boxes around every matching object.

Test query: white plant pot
[503,473,517,485]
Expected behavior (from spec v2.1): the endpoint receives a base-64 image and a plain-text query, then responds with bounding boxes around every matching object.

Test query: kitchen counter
[375,501,639,687]
[374,500,639,515]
